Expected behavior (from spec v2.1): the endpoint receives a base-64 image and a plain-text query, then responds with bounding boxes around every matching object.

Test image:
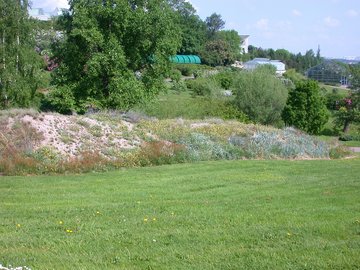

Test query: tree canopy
[49,0,181,113]
[0,0,42,109]
[232,67,288,125]
[282,80,329,134]
[205,13,225,37]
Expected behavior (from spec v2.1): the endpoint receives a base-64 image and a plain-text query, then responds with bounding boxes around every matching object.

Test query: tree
[200,39,235,66]
[282,80,329,134]
[167,0,206,55]
[0,0,42,108]
[233,68,288,125]
[205,13,225,37]
[215,30,241,60]
[334,65,360,133]
[50,0,181,113]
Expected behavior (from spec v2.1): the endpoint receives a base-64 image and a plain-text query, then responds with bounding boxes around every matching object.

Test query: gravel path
[349,147,360,153]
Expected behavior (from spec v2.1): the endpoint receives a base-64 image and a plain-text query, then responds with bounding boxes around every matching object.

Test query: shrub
[229,128,330,159]
[170,69,182,82]
[186,77,218,96]
[329,145,352,159]
[233,69,288,125]
[214,72,234,89]
[137,141,187,166]
[171,81,187,92]
[174,64,197,76]
[339,133,360,141]
[40,86,76,114]
[179,133,234,161]
[282,80,329,134]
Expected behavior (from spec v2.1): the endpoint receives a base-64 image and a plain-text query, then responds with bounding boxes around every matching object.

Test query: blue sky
[31,0,360,58]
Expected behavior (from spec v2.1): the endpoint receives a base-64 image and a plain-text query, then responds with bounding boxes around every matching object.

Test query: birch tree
[0,0,41,108]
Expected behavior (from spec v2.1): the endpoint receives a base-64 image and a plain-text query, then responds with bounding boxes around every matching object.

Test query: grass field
[1,158,360,269]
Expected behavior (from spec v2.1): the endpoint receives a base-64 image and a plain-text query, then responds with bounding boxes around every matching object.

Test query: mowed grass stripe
[1,159,360,269]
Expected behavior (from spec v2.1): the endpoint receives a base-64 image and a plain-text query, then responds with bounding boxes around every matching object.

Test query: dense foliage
[334,65,360,132]
[246,46,323,73]
[282,80,329,134]
[49,0,181,113]
[168,0,206,55]
[0,0,43,109]
[232,68,289,125]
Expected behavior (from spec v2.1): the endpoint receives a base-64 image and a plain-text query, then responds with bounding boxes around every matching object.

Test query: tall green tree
[215,30,241,60]
[205,13,225,38]
[167,0,206,55]
[282,80,329,134]
[200,39,235,66]
[50,0,181,113]
[0,0,42,108]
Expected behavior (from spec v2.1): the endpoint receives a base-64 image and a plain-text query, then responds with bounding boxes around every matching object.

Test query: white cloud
[292,9,302,17]
[324,16,340,27]
[255,18,269,31]
[347,9,358,17]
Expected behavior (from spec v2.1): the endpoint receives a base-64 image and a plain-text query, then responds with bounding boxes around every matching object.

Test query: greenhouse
[306,60,350,85]
[170,55,201,64]
[243,58,286,75]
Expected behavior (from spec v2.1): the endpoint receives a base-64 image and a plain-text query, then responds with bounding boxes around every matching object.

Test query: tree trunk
[16,34,19,73]
[2,30,5,70]
[343,119,351,133]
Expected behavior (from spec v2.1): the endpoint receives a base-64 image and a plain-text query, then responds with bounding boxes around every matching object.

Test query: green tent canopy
[170,55,201,64]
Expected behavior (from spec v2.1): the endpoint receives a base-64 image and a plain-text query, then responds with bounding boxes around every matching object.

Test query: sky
[30,0,360,58]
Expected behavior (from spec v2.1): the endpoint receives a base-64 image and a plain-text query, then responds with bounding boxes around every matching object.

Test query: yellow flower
[287,232,292,236]
[143,218,148,222]
[96,211,101,215]
[59,220,63,225]
[152,217,156,221]
[66,229,73,233]
[16,224,21,228]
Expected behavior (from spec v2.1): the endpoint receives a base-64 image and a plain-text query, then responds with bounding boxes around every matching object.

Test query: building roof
[244,58,286,74]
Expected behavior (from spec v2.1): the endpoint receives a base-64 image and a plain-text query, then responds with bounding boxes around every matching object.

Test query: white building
[239,35,250,54]
[243,58,286,75]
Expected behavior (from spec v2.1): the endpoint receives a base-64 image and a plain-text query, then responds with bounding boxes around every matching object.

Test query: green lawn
[1,159,360,269]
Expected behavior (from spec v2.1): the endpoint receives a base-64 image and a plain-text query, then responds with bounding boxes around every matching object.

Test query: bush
[329,145,351,159]
[40,86,75,114]
[174,64,197,77]
[229,128,330,159]
[171,81,187,92]
[233,69,288,125]
[214,72,234,89]
[170,69,182,83]
[282,80,329,135]
[339,133,360,141]
[186,78,217,96]
[324,89,344,110]
[137,141,187,166]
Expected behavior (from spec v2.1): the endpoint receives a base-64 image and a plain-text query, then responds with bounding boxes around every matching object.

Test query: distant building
[239,35,250,54]
[306,60,350,85]
[28,7,66,21]
[243,58,286,75]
